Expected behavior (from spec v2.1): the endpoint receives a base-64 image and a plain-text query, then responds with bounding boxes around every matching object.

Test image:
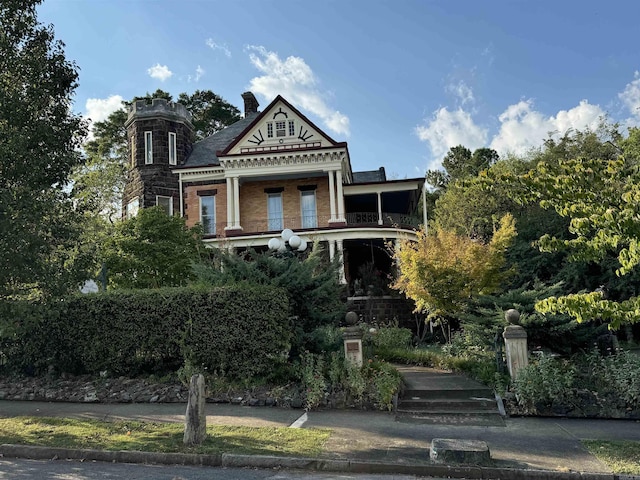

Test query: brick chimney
[241,91,259,117]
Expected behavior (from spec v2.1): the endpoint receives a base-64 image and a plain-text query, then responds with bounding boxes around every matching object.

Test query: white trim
[155,195,173,215]
[144,131,153,164]
[328,170,337,221]
[267,191,283,231]
[233,176,241,228]
[300,189,317,229]
[179,172,184,217]
[343,179,423,195]
[225,177,233,229]
[168,132,177,165]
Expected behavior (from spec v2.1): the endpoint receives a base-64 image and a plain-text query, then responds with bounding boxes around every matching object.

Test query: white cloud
[490,99,604,156]
[84,95,124,140]
[195,65,204,82]
[147,64,173,82]
[619,71,640,120]
[85,95,124,123]
[206,38,231,58]
[446,80,474,106]
[246,45,350,136]
[415,107,488,169]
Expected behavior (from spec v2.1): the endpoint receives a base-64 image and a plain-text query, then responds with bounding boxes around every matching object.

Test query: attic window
[288,120,295,136]
[267,123,273,138]
[275,121,286,137]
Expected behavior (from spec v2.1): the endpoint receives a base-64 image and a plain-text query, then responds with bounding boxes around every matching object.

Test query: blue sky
[38,0,640,179]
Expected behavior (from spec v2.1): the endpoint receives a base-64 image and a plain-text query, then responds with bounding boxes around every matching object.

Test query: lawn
[582,440,640,475]
[0,417,330,457]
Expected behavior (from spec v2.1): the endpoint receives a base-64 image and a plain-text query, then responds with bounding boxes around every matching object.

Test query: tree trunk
[183,374,206,446]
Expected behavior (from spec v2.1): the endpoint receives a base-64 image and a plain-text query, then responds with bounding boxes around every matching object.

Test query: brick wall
[183,181,227,234]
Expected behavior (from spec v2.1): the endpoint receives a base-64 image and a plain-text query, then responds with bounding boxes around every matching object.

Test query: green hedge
[0,285,290,379]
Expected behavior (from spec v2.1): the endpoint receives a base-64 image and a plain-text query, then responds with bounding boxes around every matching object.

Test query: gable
[223,97,340,156]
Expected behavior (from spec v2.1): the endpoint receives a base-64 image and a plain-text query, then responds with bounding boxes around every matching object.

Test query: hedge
[0,285,290,379]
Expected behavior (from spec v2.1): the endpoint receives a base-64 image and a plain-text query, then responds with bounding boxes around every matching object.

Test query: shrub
[371,327,413,350]
[512,353,576,412]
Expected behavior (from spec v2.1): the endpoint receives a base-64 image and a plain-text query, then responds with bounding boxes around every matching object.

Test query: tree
[101,207,203,289]
[393,215,516,340]
[73,89,240,221]
[0,0,88,300]
[494,127,640,328]
[426,145,499,191]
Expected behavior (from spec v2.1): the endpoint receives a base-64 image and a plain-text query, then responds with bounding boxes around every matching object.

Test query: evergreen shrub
[1,285,290,379]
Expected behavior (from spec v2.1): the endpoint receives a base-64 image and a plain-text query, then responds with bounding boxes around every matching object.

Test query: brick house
[123,92,425,293]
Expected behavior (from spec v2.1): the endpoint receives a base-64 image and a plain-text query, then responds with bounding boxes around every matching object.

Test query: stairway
[394,365,505,426]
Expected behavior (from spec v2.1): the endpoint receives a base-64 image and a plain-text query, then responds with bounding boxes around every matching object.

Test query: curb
[0,444,631,480]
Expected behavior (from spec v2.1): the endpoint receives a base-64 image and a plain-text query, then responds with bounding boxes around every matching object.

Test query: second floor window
[168,132,177,165]
[144,131,153,164]
[301,191,317,228]
[267,193,283,231]
[200,195,216,235]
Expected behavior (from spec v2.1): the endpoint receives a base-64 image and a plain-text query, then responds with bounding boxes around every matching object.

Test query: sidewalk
[2,399,640,476]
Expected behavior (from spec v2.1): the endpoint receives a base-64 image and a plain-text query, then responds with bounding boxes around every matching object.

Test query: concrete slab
[430,438,491,466]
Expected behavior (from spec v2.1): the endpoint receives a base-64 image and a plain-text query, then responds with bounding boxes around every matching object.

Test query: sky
[38,0,640,179]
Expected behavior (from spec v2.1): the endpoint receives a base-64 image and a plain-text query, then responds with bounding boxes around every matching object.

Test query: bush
[1,285,291,380]
[371,327,413,350]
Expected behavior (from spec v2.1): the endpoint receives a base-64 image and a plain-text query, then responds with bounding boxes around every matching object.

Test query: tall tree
[101,207,203,289]
[177,89,241,140]
[426,145,499,191]
[0,0,88,300]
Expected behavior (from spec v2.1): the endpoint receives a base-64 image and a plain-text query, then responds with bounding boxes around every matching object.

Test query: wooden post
[183,374,206,446]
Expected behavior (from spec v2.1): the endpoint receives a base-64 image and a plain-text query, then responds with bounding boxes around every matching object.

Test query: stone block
[430,438,491,466]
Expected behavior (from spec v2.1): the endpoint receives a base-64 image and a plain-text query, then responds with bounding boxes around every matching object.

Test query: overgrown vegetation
[583,440,640,475]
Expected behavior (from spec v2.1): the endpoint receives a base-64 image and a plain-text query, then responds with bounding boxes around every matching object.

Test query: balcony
[203,212,420,238]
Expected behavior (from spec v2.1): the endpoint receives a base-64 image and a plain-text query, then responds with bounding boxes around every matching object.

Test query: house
[122,92,425,295]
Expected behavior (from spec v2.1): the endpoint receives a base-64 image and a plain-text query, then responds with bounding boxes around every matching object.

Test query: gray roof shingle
[181,113,258,168]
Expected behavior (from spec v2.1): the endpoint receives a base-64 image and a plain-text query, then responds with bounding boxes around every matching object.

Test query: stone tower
[122,98,193,218]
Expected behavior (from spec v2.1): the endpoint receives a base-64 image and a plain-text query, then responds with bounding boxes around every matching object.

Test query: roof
[352,167,386,184]
[180,113,259,168]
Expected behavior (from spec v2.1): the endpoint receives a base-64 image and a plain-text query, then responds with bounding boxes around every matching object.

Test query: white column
[377,191,383,225]
[179,172,184,217]
[329,239,336,259]
[336,239,346,284]
[336,169,345,222]
[225,177,233,229]
[233,177,241,228]
[328,170,337,222]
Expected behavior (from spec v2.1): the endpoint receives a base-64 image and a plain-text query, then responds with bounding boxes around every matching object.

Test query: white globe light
[278,242,287,253]
[297,239,308,252]
[281,228,294,242]
[268,238,281,251]
[288,235,301,249]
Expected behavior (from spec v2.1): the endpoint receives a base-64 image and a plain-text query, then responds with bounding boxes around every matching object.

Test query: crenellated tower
[122,98,193,218]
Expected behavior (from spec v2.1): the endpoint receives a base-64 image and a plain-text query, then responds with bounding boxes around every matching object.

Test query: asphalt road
[0,458,427,480]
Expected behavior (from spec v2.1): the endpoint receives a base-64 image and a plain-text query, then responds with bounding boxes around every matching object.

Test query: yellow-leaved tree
[393,214,516,340]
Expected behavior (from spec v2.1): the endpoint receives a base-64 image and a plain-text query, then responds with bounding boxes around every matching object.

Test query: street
[0,458,427,480]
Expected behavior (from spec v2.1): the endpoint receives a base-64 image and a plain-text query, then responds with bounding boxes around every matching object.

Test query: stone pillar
[183,374,206,446]
[502,309,528,380]
[342,329,363,367]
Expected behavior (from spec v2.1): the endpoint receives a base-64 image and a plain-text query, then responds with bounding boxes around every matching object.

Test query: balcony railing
[203,212,420,238]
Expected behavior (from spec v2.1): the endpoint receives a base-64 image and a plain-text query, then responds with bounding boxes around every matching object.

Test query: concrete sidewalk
[1,399,640,476]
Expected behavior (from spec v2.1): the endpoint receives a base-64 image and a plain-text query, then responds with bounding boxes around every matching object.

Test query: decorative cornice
[219,150,347,171]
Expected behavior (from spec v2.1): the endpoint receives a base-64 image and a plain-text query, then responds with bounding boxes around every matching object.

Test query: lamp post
[268,228,308,254]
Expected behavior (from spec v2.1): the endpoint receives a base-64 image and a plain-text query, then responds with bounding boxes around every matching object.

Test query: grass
[0,417,330,457]
[582,440,640,475]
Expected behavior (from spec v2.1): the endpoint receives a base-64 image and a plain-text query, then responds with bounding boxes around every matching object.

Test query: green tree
[0,0,88,300]
[426,145,499,191]
[393,214,517,340]
[495,127,640,328]
[101,207,203,289]
[177,89,242,139]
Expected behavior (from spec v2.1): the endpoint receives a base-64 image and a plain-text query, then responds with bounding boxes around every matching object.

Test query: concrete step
[398,398,497,411]
[396,411,505,427]
[401,388,494,401]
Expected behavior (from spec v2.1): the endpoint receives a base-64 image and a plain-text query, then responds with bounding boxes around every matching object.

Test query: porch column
[328,170,337,222]
[225,177,233,229]
[328,239,336,259]
[336,169,345,222]
[336,240,346,284]
[233,176,241,229]
[377,191,383,225]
